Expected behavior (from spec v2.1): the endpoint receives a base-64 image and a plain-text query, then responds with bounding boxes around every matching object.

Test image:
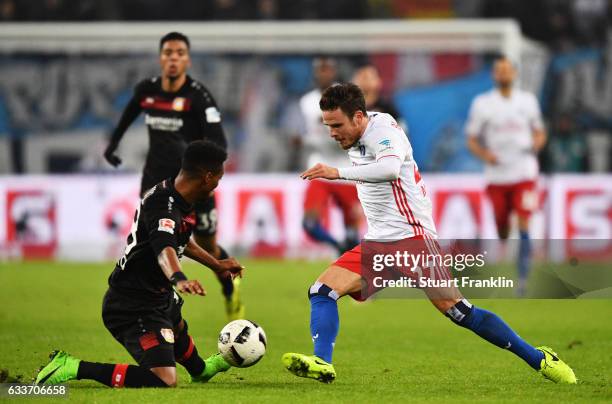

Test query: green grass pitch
[0,260,610,403]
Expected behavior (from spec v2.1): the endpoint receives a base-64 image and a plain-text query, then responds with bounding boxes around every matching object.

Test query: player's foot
[281,353,336,384]
[191,353,231,383]
[225,277,245,321]
[536,346,577,384]
[34,350,80,385]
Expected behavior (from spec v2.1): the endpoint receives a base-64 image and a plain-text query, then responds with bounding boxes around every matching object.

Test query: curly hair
[319,82,367,119]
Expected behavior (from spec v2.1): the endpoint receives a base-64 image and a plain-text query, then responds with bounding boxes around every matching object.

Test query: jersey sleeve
[192,84,228,149]
[142,194,181,257]
[465,96,486,137]
[337,157,402,182]
[363,122,407,162]
[107,80,145,147]
[527,93,544,131]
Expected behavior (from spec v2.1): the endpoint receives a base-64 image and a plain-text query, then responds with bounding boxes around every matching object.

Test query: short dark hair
[313,56,337,69]
[182,140,227,177]
[159,32,190,52]
[319,83,367,119]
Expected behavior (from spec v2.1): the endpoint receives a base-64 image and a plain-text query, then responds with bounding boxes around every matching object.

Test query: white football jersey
[299,88,351,169]
[347,112,437,240]
[465,88,544,184]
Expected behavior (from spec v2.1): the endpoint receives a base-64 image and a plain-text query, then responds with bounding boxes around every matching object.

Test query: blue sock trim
[308,281,340,300]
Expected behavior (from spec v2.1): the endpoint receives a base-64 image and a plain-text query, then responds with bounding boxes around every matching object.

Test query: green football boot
[190,353,231,383]
[34,350,80,385]
[281,353,336,384]
[225,277,245,321]
[537,346,577,384]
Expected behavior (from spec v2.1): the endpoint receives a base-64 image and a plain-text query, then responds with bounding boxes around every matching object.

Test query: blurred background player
[35,141,243,388]
[466,57,547,296]
[298,57,361,254]
[351,64,401,120]
[282,83,575,385]
[103,32,244,319]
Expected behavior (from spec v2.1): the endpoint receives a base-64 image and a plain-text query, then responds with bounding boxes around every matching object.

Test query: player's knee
[517,216,530,232]
[444,298,474,326]
[149,367,177,387]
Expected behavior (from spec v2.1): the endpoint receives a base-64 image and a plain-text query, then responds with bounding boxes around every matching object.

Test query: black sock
[175,322,205,377]
[77,361,114,385]
[123,365,168,387]
[77,362,168,388]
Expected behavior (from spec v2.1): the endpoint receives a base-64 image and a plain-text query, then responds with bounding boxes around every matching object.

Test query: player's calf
[174,320,205,377]
[443,299,545,370]
[35,350,171,387]
[308,282,341,363]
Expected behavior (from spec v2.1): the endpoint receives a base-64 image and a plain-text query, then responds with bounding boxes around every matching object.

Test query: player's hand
[483,151,498,165]
[175,279,206,296]
[300,163,340,181]
[216,258,245,279]
[103,145,122,167]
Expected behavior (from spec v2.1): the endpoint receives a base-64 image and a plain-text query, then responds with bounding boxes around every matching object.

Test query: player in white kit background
[298,57,361,254]
[466,57,547,295]
[281,83,575,386]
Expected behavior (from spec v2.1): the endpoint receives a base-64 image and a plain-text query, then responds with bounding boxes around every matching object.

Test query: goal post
[0,19,534,59]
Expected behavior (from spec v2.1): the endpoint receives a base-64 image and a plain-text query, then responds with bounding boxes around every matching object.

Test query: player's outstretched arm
[336,156,402,183]
[193,84,228,149]
[184,237,244,278]
[104,90,143,167]
[157,246,205,296]
[300,163,340,181]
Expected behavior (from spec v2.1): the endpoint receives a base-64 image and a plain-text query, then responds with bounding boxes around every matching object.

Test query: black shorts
[102,288,183,368]
[193,194,218,237]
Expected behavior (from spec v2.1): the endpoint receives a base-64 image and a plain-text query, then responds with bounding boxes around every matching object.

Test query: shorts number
[199,209,217,233]
[119,204,142,269]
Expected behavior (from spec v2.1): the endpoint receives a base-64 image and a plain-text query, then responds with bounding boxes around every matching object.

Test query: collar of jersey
[165,178,193,212]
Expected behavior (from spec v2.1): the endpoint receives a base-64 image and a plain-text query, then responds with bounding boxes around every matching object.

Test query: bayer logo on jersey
[218,319,267,367]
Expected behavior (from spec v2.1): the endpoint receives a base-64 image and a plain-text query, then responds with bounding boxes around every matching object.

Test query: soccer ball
[217,319,267,367]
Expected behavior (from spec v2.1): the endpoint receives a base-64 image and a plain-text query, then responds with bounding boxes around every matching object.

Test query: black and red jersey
[108,179,195,302]
[109,75,226,193]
